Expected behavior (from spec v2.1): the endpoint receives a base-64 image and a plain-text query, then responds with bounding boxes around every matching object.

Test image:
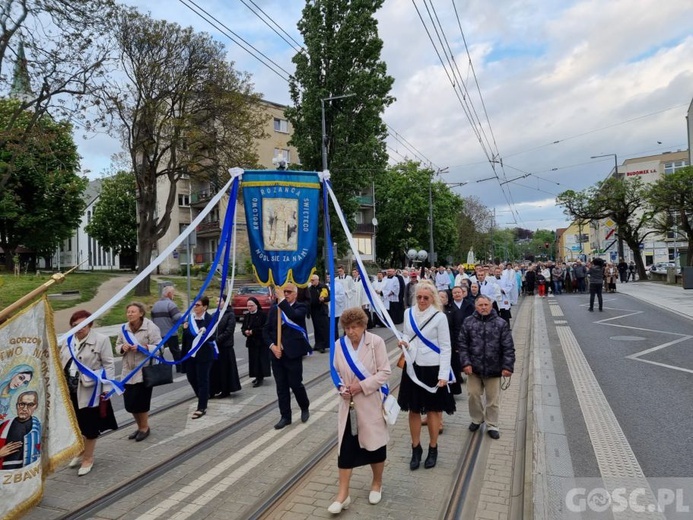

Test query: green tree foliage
[0,0,117,189]
[457,196,494,262]
[0,99,86,268]
[85,171,137,257]
[286,0,395,236]
[646,166,693,267]
[375,161,463,266]
[103,9,266,295]
[557,176,652,278]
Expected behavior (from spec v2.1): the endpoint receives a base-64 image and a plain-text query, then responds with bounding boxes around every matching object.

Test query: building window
[178,194,190,206]
[273,148,290,163]
[273,118,289,133]
[355,238,372,256]
[664,160,688,174]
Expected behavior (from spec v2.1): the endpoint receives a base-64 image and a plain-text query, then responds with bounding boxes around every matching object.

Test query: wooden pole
[276,284,282,351]
[0,263,84,323]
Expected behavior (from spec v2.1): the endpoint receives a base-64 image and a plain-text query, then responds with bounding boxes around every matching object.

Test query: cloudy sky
[82,0,693,232]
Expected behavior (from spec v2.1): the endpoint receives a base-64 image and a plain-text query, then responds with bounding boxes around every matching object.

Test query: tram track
[60,333,398,520]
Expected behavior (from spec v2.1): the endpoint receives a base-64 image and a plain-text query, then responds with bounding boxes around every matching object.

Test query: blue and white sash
[408,311,456,384]
[187,314,218,358]
[338,336,390,399]
[121,325,152,356]
[281,310,310,345]
[66,335,124,406]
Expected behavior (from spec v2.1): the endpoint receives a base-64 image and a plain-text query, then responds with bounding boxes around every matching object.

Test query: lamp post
[428,167,450,266]
[590,153,624,259]
[321,94,356,171]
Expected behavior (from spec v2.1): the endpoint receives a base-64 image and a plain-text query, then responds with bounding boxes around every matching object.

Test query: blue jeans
[553,280,563,295]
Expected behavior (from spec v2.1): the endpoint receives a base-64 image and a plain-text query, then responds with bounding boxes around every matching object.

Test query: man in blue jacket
[458,295,515,439]
[264,283,312,430]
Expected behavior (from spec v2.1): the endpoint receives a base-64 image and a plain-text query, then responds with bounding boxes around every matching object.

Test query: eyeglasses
[17,402,37,409]
[283,290,295,294]
[416,295,431,301]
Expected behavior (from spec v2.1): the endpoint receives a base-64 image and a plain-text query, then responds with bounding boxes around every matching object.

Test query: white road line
[136,388,337,520]
[556,326,665,520]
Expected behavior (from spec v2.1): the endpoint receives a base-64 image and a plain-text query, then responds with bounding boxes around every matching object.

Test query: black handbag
[64,359,79,394]
[142,358,173,388]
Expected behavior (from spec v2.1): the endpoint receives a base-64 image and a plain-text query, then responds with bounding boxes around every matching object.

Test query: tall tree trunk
[626,240,648,280]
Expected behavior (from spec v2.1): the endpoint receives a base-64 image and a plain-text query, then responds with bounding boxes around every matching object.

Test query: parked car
[647,262,680,274]
[231,285,273,317]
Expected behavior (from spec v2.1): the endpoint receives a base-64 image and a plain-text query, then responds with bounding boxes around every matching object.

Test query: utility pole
[321,93,356,171]
[590,153,624,259]
[428,167,449,265]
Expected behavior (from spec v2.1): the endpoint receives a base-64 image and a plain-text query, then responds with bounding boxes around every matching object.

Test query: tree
[286,0,395,241]
[103,10,266,295]
[646,166,693,267]
[457,196,494,261]
[0,0,118,190]
[85,171,137,259]
[375,161,463,266]
[557,176,653,279]
[0,99,86,269]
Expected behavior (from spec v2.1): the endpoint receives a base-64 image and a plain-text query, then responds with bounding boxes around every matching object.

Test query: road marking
[555,326,664,520]
[135,388,337,520]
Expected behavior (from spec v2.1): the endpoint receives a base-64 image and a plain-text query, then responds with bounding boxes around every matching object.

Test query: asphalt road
[549,289,693,478]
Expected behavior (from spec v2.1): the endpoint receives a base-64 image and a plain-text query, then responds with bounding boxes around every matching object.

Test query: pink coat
[333,332,391,452]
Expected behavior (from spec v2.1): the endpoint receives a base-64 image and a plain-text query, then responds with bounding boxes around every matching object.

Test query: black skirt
[397,363,456,415]
[123,382,153,414]
[337,413,386,469]
[70,392,118,440]
[210,347,242,396]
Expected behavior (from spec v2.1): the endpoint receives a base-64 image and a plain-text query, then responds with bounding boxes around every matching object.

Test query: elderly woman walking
[328,308,391,514]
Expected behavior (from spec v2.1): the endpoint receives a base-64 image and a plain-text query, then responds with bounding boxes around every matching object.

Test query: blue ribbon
[66,335,124,406]
[407,311,455,382]
[280,310,310,345]
[109,176,240,394]
[338,336,389,399]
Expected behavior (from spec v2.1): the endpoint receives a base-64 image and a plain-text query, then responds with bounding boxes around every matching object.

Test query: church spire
[10,41,33,102]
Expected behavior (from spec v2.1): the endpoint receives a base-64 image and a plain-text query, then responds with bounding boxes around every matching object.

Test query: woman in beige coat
[328,307,391,514]
[116,302,162,442]
[60,310,118,476]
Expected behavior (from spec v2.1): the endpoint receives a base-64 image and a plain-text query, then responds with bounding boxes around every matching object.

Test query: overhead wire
[178,0,292,81]
[236,0,305,54]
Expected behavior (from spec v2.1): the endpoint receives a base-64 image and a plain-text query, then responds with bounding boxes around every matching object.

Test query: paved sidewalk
[612,280,693,320]
[53,274,135,334]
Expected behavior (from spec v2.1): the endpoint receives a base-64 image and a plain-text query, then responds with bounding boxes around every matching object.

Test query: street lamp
[590,153,624,259]
[321,93,356,171]
[428,167,450,265]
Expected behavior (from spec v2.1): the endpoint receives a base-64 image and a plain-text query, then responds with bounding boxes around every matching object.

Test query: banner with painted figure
[242,170,321,287]
[0,298,82,520]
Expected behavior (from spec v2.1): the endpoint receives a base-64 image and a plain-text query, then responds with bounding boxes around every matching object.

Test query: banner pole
[276,285,282,351]
[0,262,85,323]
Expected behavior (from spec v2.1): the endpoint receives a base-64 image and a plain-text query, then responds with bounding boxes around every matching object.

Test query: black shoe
[424,446,438,469]
[599,308,603,312]
[135,428,150,442]
[488,430,500,440]
[251,379,258,385]
[469,422,481,432]
[410,444,423,470]
[588,308,594,312]
[128,430,139,440]
[274,417,291,430]
[317,348,326,353]
[301,409,310,423]
[252,379,263,388]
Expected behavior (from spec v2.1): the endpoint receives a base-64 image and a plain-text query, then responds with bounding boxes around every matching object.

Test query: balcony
[191,190,215,207]
[356,195,374,205]
[196,219,221,237]
[354,223,375,235]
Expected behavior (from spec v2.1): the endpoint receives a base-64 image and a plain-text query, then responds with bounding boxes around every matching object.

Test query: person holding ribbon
[397,281,455,470]
[182,296,217,419]
[263,283,311,430]
[60,310,118,476]
[328,307,391,514]
[116,302,162,442]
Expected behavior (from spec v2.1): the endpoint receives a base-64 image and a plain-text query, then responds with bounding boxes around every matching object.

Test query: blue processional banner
[242,170,320,287]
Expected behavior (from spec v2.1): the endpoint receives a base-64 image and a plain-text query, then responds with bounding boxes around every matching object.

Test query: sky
[80,0,693,232]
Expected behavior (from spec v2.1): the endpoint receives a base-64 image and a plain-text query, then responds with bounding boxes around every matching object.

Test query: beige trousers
[466,373,501,431]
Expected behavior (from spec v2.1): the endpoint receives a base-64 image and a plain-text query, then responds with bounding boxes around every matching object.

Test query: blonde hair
[415,281,443,311]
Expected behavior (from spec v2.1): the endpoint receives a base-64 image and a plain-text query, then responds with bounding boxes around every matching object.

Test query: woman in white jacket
[397,281,456,470]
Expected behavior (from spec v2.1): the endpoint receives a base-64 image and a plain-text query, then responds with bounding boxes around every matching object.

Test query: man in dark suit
[264,283,312,430]
[308,274,330,353]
